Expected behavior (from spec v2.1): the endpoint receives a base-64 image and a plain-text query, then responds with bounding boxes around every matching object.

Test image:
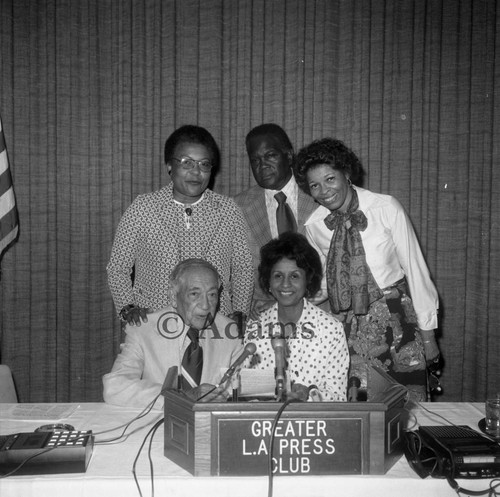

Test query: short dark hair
[258,232,322,299]
[246,123,293,153]
[164,125,220,171]
[293,138,363,195]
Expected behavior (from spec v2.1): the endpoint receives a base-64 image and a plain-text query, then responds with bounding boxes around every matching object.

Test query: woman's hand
[119,305,149,326]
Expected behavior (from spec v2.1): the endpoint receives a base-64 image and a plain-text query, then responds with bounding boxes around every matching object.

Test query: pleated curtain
[0,0,498,402]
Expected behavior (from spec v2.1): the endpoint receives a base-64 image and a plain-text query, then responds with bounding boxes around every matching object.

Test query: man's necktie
[180,327,203,390]
[274,191,297,235]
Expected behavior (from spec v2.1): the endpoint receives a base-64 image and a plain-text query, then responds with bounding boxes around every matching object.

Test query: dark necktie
[274,191,297,235]
[180,327,203,391]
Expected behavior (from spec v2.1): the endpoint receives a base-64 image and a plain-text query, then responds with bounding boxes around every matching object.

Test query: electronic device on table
[405,424,500,479]
[0,429,94,475]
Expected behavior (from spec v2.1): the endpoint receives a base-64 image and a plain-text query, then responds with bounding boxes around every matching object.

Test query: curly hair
[258,232,322,298]
[293,138,363,195]
[164,125,220,171]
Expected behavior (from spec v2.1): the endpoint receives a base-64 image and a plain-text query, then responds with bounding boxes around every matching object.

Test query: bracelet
[422,339,433,344]
[119,304,136,322]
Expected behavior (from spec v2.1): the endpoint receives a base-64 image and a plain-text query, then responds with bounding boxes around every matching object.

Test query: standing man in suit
[234,124,318,317]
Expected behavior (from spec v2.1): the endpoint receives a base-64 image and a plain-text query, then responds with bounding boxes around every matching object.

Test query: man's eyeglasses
[171,156,213,172]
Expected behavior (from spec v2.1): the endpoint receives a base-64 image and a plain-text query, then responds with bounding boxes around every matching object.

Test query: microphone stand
[275,377,285,402]
[271,337,287,403]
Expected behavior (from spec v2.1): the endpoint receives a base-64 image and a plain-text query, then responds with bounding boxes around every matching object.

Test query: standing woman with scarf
[293,138,440,401]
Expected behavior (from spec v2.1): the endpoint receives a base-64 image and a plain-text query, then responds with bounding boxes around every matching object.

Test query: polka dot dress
[244,299,349,401]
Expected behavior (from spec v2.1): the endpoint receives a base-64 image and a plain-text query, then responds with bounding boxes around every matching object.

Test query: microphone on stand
[195,342,257,403]
[218,342,257,386]
[271,338,287,402]
[196,342,257,402]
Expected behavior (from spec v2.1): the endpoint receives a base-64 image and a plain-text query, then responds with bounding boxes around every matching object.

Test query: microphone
[348,376,361,402]
[271,338,287,401]
[185,207,192,216]
[218,342,256,385]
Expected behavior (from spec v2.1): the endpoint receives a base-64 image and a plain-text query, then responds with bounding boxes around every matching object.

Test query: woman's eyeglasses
[171,156,213,172]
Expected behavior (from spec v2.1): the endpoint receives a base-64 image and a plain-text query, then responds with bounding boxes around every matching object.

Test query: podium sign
[164,374,407,476]
[217,416,362,476]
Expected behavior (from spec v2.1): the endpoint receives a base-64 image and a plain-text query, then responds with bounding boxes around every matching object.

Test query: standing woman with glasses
[107,125,254,326]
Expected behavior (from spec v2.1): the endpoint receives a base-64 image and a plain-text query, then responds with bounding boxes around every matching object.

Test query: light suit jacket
[102,308,244,408]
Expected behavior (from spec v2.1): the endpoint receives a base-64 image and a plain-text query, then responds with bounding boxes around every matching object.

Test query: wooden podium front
[163,371,408,476]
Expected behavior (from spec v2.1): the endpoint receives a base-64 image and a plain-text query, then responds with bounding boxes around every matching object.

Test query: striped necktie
[180,327,203,390]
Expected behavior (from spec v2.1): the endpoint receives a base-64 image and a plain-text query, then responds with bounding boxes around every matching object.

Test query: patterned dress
[107,183,254,317]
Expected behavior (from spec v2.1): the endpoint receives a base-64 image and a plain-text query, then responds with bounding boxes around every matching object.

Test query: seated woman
[244,232,349,401]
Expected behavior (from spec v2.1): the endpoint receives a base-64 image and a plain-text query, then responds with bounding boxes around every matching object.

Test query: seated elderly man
[103,258,244,408]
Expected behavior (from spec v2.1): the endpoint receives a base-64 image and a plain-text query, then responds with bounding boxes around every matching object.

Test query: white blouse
[304,187,439,330]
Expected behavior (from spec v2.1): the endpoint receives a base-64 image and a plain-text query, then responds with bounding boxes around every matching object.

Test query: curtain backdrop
[0,0,498,402]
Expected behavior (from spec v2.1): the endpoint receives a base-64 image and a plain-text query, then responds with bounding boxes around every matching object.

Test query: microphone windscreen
[245,342,257,355]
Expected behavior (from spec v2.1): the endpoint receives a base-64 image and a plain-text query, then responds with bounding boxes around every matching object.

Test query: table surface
[0,401,497,497]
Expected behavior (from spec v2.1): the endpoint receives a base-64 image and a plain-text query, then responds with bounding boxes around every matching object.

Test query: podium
[164,368,408,476]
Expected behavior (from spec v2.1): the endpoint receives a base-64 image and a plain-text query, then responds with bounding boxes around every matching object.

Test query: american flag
[0,113,19,257]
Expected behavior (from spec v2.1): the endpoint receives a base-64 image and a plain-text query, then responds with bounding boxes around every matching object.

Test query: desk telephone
[0,428,94,475]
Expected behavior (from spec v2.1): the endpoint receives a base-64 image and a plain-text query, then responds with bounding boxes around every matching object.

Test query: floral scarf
[324,188,382,314]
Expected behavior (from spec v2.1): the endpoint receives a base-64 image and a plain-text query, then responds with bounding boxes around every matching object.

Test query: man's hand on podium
[185,383,227,403]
